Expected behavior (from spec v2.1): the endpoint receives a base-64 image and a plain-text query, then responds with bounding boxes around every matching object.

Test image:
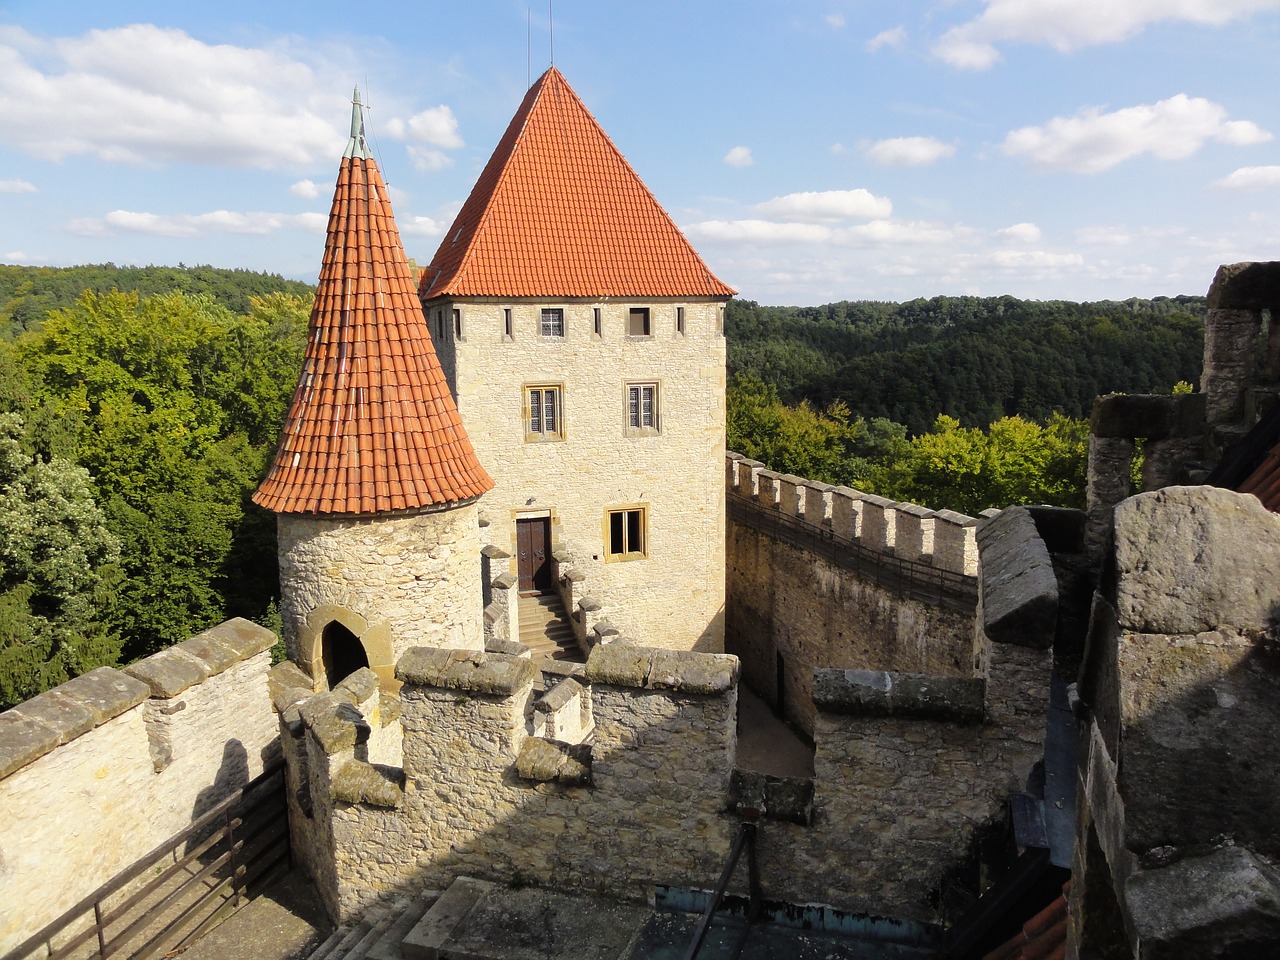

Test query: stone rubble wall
[286,638,1046,928]
[0,619,278,956]
[726,454,978,735]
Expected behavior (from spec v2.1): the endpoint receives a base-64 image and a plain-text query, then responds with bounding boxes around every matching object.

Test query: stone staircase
[305,891,437,960]
[517,591,585,662]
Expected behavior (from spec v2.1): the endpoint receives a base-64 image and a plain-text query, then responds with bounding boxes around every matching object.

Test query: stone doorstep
[403,877,497,960]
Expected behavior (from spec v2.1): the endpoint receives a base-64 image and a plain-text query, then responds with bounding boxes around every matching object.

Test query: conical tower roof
[254,90,492,516]
[420,67,735,300]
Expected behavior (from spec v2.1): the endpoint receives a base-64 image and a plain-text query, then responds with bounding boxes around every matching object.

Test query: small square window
[605,506,647,560]
[525,385,564,441]
[625,382,659,434]
[627,307,650,337]
[541,308,564,337]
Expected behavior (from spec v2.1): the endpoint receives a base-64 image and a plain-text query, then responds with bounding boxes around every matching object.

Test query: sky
[1,2,1279,306]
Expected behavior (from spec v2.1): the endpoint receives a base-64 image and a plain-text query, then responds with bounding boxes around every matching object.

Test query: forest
[0,265,1207,707]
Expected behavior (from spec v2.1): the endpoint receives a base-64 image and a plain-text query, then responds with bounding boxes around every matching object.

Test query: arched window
[321,621,369,690]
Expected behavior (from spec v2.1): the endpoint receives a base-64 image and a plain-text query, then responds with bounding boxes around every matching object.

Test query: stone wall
[0,619,278,956]
[277,502,485,686]
[426,296,728,652]
[725,455,978,734]
[1070,486,1280,957]
[284,638,1047,929]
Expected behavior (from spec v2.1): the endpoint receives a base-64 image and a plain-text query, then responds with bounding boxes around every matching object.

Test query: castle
[2,70,1278,960]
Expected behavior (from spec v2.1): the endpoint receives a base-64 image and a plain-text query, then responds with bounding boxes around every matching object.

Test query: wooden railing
[4,763,289,960]
[727,491,979,613]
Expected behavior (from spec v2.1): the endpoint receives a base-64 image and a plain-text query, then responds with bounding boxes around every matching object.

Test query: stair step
[366,892,441,960]
[339,901,403,960]
[403,877,496,960]
[308,924,356,960]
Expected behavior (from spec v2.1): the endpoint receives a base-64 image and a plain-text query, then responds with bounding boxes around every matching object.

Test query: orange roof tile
[254,97,493,516]
[421,67,735,301]
[984,883,1070,960]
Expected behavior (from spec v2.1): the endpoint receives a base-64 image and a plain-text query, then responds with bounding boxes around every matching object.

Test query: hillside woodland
[726,296,1204,513]
[0,266,1206,707]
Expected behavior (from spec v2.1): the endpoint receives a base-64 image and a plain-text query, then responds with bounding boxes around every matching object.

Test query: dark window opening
[628,307,651,337]
[321,621,369,690]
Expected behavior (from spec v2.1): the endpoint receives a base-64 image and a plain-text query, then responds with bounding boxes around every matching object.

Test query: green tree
[0,414,121,708]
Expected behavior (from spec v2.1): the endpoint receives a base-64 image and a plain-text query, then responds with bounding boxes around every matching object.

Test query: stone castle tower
[253,91,493,692]
[419,67,736,652]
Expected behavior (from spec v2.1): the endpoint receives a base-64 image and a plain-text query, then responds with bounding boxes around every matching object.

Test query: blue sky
[1,1,1279,305]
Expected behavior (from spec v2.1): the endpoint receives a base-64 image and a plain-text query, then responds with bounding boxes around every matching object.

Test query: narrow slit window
[676,306,685,335]
[593,307,602,338]
[453,308,462,338]
[504,308,513,339]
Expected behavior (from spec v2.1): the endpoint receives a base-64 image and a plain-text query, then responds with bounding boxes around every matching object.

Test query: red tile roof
[984,883,1069,960]
[420,66,735,300]
[1237,443,1280,512]
[254,115,492,516]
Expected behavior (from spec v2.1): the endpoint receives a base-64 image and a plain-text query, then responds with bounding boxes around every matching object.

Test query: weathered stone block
[1206,260,1280,310]
[331,760,404,807]
[396,647,536,696]
[515,737,591,785]
[51,667,150,725]
[299,692,370,755]
[125,648,212,699]
[1114,486,1280,634]
[1125,846,1280,958]
[977,507,1058,649]
[585,644,651,687]
[814,669,985,723]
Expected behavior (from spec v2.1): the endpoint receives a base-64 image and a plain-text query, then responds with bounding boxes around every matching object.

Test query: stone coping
[977,506,1058,649]
[0,667,150,779]
[331,759,405,807]
[584,644,738,694]
[268,661,316,715]
[297,691,371,755]
[126,618,276,698]
[534,677,585,713]
[813,668,985,724]
[485,637,531,658]
[515,737,591,785]
[397,648,538,697]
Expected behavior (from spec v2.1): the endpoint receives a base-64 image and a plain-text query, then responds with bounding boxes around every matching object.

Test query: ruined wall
[0,620,278,956]
[427,297,728,653]
[286,638,1047,929]
[725,455,979,735]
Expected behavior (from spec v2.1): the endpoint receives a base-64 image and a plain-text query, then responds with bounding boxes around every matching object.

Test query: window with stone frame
[627,307,651,337]
[525,384,563,440]
[625,382,659,435]
[541,308,565,337]
[605,505,647,560]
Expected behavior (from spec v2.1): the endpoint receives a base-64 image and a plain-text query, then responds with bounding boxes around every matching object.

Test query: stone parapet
[829,486,864,539]
[812,668,985,724]
[858,494,898,553]
[800,481,833,527]
[894,502,934,562]
[933,510,978,576]
[397,647,539,697]
[584,644,739,694]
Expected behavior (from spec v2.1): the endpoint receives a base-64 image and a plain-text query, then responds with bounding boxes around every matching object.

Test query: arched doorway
[321,621,369,690]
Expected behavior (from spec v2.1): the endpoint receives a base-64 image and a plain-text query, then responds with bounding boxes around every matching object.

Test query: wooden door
[516,517,552,594]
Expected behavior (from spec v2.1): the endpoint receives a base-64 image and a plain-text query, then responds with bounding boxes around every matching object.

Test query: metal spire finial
[344,85,373,160]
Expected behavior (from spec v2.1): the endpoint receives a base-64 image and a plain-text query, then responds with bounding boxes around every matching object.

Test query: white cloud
[1076,226,1132,245]
[724,146,754,168]
[997,222,1042,243]
[933,0,1280,70]
[290,179,321,199]
[0,179,36,193]
[0,24,349,167]
[406,147,453,173]
[4,251,32,262]
[384,105,463,149]
[684,220,834,244]
[683,217,958,248]
[863,136,955,167]
[400,216,448,238]
[1215,165,1280,189]
[68,209,326,238]
[825,13,846,29]
[867,26,907,52]
[1002,95,1271,173]
[986,249,1084,269]
[754,188,892,222]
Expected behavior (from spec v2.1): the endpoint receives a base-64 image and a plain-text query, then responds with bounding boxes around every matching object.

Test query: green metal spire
[343,85,373,160]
